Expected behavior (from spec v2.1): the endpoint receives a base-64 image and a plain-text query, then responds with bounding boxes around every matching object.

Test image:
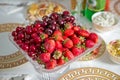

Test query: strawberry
[64,29,74,37]
[71,45,85,56]
[71,36,81,45]
[55,41,63,49]
[39,52,50,63]
[88,33,98,43]
[64,22,73,30]
[79,36,85,43]
[64,49,74,60]
[53,50,62,59]
[45,59,57,69]
[53,30,62,36]
[78,29,89,37]
[73,26,80,32]
[57,58,65,65]
[70,34,77,39]
[44,39,55,53]
[63,36,67,40]
[53,30,63,41]
[85,39,95,48]
[63,38,73,48]
[40,33,48,40]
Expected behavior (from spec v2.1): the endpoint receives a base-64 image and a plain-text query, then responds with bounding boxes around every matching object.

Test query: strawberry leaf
[60,28,65,33]
[37,59,44,64]
[40,33,45,40]
[64,57,69,62]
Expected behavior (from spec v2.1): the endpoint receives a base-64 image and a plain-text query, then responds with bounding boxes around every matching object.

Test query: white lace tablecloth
[0,0,120,80]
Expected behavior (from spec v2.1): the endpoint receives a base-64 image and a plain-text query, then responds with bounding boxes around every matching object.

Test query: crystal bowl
[9,32,102,73]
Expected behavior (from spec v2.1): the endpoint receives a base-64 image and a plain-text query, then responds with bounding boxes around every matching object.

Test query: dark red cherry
[18,33,24,39]
[16,40,22,45]
[63,11,70,16]
[12,31,17,36]
[16,27,23,32]
[31,33,38,39]
[29,45,36,52]
[45,28,53,35]
[34,37,41,43]
[21,44,29,51]
[32,27,37,33]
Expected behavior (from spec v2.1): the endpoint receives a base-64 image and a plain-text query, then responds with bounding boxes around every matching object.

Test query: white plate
[0,23,27,69]
[58,67,120,80]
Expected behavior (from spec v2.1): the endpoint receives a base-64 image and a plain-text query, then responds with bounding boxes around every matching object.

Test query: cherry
[26,25,32,28]
[12,31,17,36]
[29,39,34,44]
[28,52,37,60]
[34,23,41,29]
[70,16,75,23]
[16,40,22,45]
[49,20,56,25]
[29,45,36,52]
[14,36,18,41]
[58,19,64,25]
[28,52,35,57]
[63,11,70,16]
[18,33,24,39]
[42,16,49,22]
[49,24,56,30]
[16,27,22,32]
[31,33,38,39]
[36,43,41,48]
[32,27,37,33]
[24,41,30,45]
[26,28,32,34]
[50,12,58,20]
[34,37,41,43]
[45,28,53,35]
[64,15,70,22]
[21,44,29,51]
[42,21,47,27]
[25,34,31,40]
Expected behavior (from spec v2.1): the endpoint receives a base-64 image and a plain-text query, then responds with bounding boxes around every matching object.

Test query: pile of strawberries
[12,11,98,69]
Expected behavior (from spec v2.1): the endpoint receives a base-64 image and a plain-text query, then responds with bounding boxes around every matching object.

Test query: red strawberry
[70,34,77,39]
[63,36,67,40]
[57,58,65,65]
[53,30,62,36]
[73,26,80,32]
[85,39,95,48]
[53,50,62,59]
[40,33,48,40]
[64,49,74,60]
[78,29,89,37]
[63,38,73,48]
[71,36,81,45]
[64,22,73,29]
[39,53,50,63]
[44,39,55,53]
[45,59,57,69]
[53,30,63,41]
[71,46,85,56]
[64,29,74,37]
[55,41,63,49]
[88,33,98,43]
